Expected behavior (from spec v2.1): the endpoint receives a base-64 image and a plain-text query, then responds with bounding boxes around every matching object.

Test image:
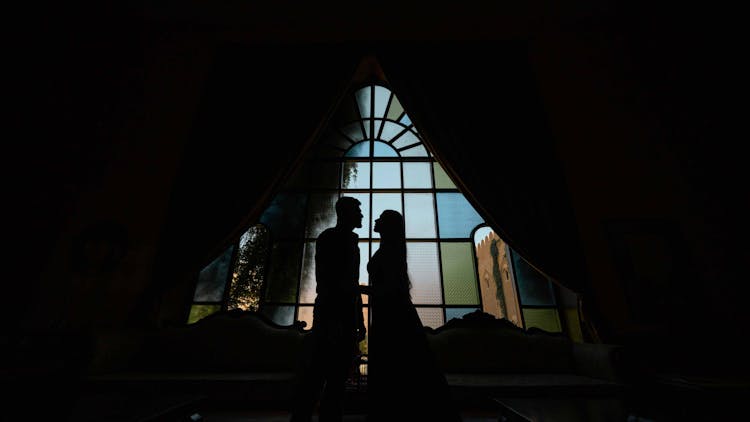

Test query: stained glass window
[187,81,568,339]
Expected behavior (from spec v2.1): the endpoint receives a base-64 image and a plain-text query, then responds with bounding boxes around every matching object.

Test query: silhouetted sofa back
[85,310,311,405]
[426,311,626,399]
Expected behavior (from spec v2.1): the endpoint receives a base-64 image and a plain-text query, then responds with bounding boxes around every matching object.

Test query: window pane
[386,95,404,121]
[187,304,221,324]
[359,241,370,290]
[373,86,390,118]
[342,122,365,142]
[512,251,556,306]
[326,131,352,150]
[346,141,370,157]
[228,225,269,312]
[407,242,442,305]
[298,305,314,330]
[416,307,444,329]
[194,245,234,302]
[441,242,479,305]
[260,192,308,239]
[437,193,484,238]
[400,114,412,126]
[474,230,522,326]
[391,131,420,149]
[343,192,370,240]
[363,119,371,139]
[342,162,370,189]
[522,308,562,332]
[373,141,398,157]
[262,305,295,326]
[306,193,338,238]
[372,193,402,239]
[403,162,432,188]
[299,242,316,304]
[355,86,371,118]
[372,162,401,188]
[433,162,457,189]
[307,161,340,189]
[446,307,479,322]
[400,144,429,157]
[264,241,302,302]
[380,121,407,142]
[404,193,436,238]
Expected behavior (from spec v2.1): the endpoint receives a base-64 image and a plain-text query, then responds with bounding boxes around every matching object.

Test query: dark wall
[7,2,746,378]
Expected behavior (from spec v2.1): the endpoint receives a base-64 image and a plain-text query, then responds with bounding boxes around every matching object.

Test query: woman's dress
[366,245,462,421]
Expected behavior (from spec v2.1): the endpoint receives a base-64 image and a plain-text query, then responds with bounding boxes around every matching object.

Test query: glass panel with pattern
[187,304,221,324]
[441,242,480,305]
[193,245,234,302]
[521,308,562,332]
[511,249,556,306]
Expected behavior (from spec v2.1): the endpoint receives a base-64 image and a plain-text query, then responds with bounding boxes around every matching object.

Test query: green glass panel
[228,225,269,312]
[404,193,436,238]
[441,242,480,305]
[187,304,220,324]
[433,162,457,189]
[403,162,432,188]
[193,245,234,302]
[406,242,442,305]
[563,308,583,342]
[298,242,316,304]
[416,307,444,329]
[305,193,338,238]
[522,308,562,332]
[386,95,404,121]
[264,241,302,303]
[342,161,370,189]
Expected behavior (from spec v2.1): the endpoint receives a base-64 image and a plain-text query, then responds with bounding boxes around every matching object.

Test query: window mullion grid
[431,157,448,324]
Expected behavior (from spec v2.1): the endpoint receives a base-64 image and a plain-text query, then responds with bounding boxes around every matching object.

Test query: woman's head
[374,209,405,240]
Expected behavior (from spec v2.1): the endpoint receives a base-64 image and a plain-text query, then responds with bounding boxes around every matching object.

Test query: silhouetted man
[290,196,366,422]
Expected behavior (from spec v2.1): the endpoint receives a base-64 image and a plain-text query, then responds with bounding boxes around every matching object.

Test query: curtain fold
[376,41,595,324]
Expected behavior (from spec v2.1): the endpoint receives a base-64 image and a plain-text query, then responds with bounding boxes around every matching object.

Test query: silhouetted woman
[363,210,462,421]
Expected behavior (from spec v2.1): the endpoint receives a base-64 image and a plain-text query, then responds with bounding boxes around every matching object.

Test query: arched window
[188,81,572,339]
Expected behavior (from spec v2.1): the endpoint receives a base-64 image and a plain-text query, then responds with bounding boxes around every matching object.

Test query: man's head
[336,196,363,231]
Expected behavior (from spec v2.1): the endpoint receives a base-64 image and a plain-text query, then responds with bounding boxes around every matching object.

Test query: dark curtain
[376,41,599,337]
[148,42,362,324]
[152,41,601,337]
